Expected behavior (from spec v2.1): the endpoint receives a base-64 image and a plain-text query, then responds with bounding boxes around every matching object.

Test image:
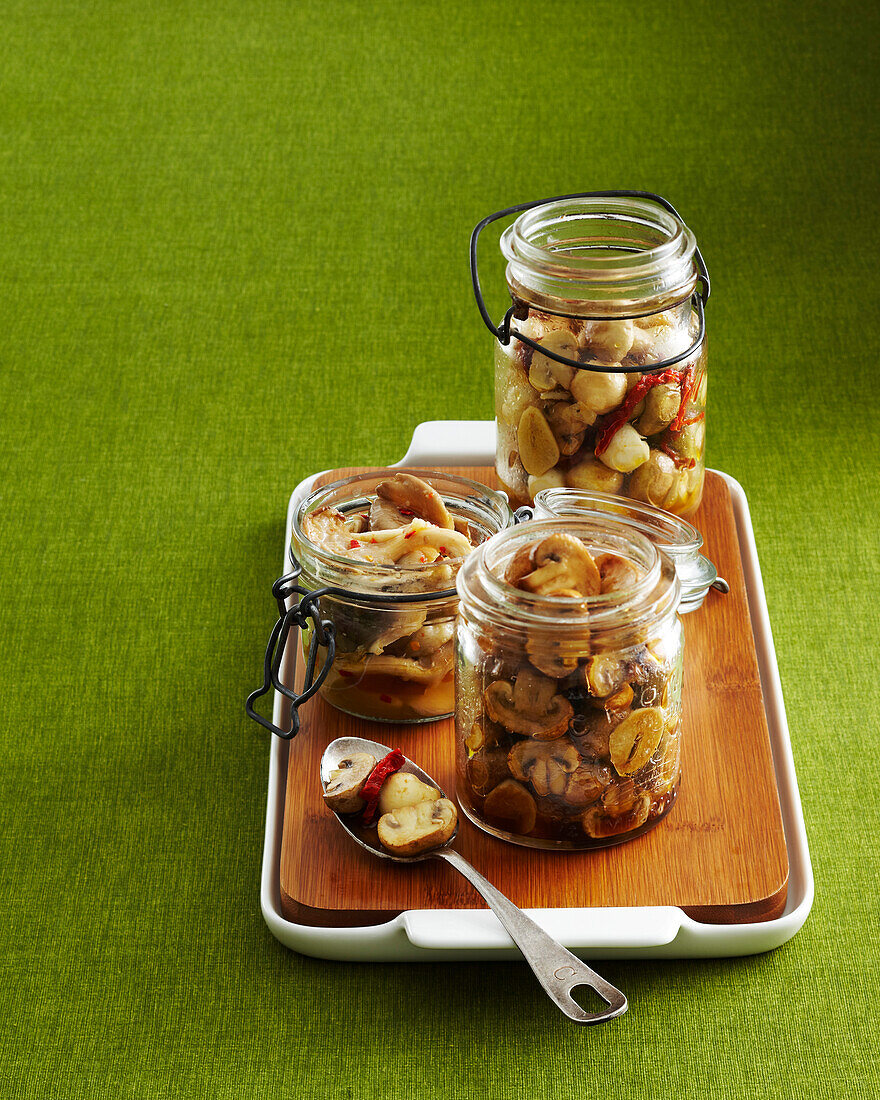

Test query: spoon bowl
[320,735,459,862]
[319,736,627,1026]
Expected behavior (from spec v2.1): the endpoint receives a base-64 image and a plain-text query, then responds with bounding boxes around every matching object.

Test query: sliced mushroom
[322,752,377,814]
[466,746,510,796]
[513,534,601,597]
[483,669,573,740]
[377,798,457,855]
[403,621,454,657]
[302,506,355,557]
[504,543,538,586]
[581,782,651,839]
[482,779,537,835]
[568,709,622,762]
[346,519,472,566]
[595,553,642,594]
[525,618,589,679]
[508,738,580,798]
[377,772,440,815]
[370,472,454,530]
[564,761,613,809]
[608,706,664,776]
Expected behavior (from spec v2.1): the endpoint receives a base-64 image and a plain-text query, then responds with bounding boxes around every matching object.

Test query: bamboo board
[278,469,788,927]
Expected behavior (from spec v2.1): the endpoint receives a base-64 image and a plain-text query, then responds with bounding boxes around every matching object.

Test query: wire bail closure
[470,189,710,376]
[246,557,460,740]
[245,563,338,740]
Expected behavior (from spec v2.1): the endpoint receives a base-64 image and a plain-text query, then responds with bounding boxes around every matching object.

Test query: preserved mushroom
[495,303,706,513]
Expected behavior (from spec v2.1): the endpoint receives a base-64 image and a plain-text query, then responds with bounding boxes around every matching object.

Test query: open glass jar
[471,191,709,513]
[246,470,512,735]
[455,517,683,849]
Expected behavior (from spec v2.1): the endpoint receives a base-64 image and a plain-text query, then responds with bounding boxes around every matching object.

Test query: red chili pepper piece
[349,539,360,549]
[404,530,415,539]
[659,443,696,469]
[669,366,695,433]
[594,368,681,454]
[360,749,406,824]
[399,508,414,516]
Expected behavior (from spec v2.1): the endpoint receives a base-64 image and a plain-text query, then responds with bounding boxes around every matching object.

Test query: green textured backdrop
[1,0,878,1097]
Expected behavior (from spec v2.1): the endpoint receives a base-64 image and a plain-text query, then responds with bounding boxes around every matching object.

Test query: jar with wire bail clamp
[455,517,683,849]
[246,470,512,735]
[470,191,710,513]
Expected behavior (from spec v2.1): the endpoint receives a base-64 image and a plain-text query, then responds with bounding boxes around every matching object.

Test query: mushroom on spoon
[320,736,627,1026]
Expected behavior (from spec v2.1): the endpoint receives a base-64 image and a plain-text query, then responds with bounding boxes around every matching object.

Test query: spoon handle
[434,847,627,1025]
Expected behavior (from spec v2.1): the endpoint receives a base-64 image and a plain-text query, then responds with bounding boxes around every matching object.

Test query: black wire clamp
[470,189,710,376]
[245,558,459,739]
[245,567,337,740]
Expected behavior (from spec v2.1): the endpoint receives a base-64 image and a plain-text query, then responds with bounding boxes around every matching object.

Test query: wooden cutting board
[278,469,788,926]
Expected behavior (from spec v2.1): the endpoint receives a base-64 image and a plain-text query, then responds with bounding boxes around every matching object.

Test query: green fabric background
[1,0,877,1096]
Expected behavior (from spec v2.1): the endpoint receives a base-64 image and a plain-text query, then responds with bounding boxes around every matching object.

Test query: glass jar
[471,191,709,513]
[455,517,683,849]
[529,487,724,613]
[247,470,512,734]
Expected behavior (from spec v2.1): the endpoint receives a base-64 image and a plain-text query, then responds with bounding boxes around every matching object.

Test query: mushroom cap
[322,752,377,814]
[525,534,601,596]
[372,473,454,530]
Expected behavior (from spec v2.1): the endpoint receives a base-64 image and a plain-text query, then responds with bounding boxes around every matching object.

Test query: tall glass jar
[472,192,709,513]
[455,518,683,849]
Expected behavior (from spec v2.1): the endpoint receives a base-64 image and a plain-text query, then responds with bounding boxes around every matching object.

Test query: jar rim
[530,488,716,612]
[500,195,697,313]
[533,488,702,553]
[457,517,680,634]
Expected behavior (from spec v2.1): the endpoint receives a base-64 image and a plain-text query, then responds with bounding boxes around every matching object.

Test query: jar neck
[531,488,713,612]
[292,468,512,595]
[456,519,681,650]
[501,196,697,318]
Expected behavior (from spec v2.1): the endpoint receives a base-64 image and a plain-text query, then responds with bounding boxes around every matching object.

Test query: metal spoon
[320,735,628,1026]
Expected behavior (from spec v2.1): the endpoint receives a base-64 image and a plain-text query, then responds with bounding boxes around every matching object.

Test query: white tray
[258,421,813,960]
